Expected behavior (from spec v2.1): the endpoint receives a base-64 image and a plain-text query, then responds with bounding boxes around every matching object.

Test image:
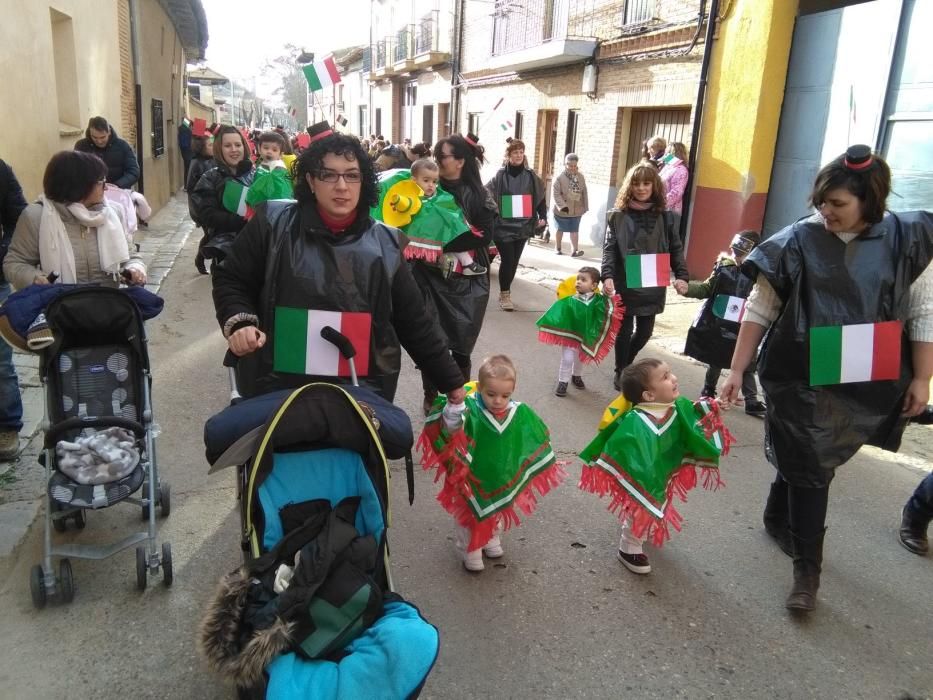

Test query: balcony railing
[415,11,439,54]
[374,39,388,69]
[362,46,372,72]
[394,26,413,63]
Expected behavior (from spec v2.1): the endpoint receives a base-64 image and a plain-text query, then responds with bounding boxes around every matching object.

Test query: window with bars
[623,0,653,25]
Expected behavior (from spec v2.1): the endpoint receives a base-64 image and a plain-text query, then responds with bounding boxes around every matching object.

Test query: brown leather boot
[785,529,825,613]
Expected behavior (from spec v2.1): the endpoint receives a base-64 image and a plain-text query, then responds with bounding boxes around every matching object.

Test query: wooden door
[535,109,559,203]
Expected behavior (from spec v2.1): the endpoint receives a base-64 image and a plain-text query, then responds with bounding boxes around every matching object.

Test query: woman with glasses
[188,125,255,271]
[211,121,466,404]
[4,150,145,289]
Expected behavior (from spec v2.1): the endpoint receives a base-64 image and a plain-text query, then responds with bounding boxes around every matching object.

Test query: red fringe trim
[536,294,625,367]
[403,247,442,263]
[578,461,723,548]
[697,400,736,456]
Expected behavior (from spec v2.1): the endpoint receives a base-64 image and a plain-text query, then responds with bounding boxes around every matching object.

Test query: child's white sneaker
[483,535,504,558]
[463,548,485,571]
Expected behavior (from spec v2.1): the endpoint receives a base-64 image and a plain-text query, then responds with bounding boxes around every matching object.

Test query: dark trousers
[614,314,656,371]
[497,239,527,292]
[421,350,470,398]
[771,472,830,539]
[905,472,933,521]
[705,365,759,399]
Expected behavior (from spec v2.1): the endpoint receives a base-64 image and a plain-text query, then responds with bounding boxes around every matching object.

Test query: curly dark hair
[43,151,108,203]
[292,133,379,212]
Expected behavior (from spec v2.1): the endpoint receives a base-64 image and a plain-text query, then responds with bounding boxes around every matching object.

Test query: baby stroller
[28,287,171,607]
[200,328,438,699]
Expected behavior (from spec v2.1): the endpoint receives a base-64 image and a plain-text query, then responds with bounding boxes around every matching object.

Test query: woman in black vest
[485,139,546,311]
[721,146,933,613]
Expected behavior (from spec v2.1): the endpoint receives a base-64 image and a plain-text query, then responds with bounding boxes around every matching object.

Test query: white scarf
[38,195,130,283]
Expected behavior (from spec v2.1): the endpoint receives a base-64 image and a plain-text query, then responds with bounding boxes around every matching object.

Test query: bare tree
[263,44,308,129]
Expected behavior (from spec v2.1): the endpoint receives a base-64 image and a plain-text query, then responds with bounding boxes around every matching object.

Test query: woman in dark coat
[188,126,255,272]
[411,134,497,415]
[721,145,933,613]
[484,139,546,311]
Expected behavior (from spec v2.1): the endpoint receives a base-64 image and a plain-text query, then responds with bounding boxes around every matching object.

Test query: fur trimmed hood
[197,569,294,688]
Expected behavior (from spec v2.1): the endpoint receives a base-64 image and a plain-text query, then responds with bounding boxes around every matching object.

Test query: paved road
[0,230,930,699]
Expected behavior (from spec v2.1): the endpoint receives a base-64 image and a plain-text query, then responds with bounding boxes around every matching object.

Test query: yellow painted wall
[0,0,123,200]
[695,0,798,196]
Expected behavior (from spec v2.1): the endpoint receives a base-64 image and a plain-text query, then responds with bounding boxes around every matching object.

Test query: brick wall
[117,0,136,145]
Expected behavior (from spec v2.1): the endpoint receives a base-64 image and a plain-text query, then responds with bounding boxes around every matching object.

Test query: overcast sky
[198,0,370,101]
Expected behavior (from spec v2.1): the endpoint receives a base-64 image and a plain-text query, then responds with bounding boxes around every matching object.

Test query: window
[515,112,524,140]
[565,109,580,155]
[359,105,368,137]
[468,112,482,136]
[438,103,450,138]
[50,8,80,128]
[422,105,434,146]
[623,0,652,26]
[151,98,165,157]
[375,108,382,137]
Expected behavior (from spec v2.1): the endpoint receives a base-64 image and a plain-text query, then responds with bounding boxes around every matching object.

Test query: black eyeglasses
[315,169,362,184]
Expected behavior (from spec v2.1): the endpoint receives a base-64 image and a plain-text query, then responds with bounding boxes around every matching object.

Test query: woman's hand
[602,279,615,296]
[123,268,147,286]
[672,279,688,295]
[446,387,466,405]
[902,377,930,417]
[33,274,50,285]
[228,326,266,357]
[719,371,745,407]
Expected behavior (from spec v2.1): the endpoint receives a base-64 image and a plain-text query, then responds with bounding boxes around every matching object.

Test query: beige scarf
[38,196,130,283]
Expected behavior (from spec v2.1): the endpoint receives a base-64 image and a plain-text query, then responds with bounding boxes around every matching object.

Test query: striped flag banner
[222,180,252,218]
[624,253,670,288]
[712,294,746,322]
[500,194,532,218]
[302,56,341,91]
[336,114,348,127]
[273,307,371,377]
[809,320,901,386]
[499,120,513,131]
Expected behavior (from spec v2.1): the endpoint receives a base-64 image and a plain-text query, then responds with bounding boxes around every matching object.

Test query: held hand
[902,377,930,417]
[672,279,688,295]
[123,268,147,286]
[602,279,615,296]
[228,326,267,357]
[446,387,466,405]
[33,274,50,285]
[719,371,745,408]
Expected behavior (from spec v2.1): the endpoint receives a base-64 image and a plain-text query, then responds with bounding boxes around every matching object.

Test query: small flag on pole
[499,120,513,131]
[336,114,348,127]
[712,295,746,322]
[273,307,371,377]
[302,56,341,91]
[491,97,504,111]
[809,321,901,386]
[222,180,253,218]
[624,254,670,288]
[500,194,532,218]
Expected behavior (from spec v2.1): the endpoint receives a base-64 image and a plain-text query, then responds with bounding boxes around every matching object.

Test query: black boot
[763,479,793,557]
[195,252,207,275]
[898,505,930,555]
[785,529,825,613]
[613,369,622,391]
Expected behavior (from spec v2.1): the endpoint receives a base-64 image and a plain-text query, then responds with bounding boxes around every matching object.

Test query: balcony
[369,38,392,79]
[486,0,599,72]
[393,25,416,71]
[413,10,451,68]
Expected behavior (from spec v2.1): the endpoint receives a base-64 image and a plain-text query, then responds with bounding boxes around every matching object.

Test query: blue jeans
[0,282,23,432]
[906,472,933,521]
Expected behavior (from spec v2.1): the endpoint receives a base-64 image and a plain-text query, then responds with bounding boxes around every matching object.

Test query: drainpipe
[680,0,718,242]
[450,0,465,132]
[128,0,145,193]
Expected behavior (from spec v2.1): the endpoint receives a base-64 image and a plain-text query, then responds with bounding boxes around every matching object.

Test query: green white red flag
[624,253,670,288]
[809,320,901,385]
[712,294,746,322]
[302,56,341,91]
[273,307,371,377]
[500,194,532,218]
[222,180,253,218]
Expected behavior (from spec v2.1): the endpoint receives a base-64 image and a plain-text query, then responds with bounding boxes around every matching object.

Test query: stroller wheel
[161,542,173,587]
[59,559,75,603]
[30,564,47,609]
[135,546,148,591]
[73,510,86,529]
[159,482,171,518]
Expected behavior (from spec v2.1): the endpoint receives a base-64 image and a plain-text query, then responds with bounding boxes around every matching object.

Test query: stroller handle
[44,416,146,448]
[320,326,356,359]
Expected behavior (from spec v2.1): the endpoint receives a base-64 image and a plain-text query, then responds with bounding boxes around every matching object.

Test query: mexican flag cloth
[418,387,566,551]
[222,180,254,220]
[371,170,471,262]
[535,291,624,364]
[246,162,294,208]
[578,396,734,547]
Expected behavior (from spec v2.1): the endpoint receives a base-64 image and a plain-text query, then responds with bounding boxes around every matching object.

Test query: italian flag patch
[273,307,371,377]
[712,294,746,322]
[500,194,532,218]
[624,253,670,288]
[222,180,253,218]
[809,321,901,386]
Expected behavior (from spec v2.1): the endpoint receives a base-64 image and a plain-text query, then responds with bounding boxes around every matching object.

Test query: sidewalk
[0,194,195,556]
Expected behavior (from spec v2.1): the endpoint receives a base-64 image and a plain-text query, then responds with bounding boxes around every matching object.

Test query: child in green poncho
[579,358,733,575]
[418,354,565,572]
[246,131,294,209]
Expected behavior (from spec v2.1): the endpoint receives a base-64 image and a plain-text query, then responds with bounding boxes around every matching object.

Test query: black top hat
[843,144,873,171]
[307,121,334,144]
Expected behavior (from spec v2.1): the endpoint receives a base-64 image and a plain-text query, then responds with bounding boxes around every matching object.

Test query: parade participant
[551,153,589,256]
[419,354,565,571]
[413,134,496,416]
[211,121,465,403]
[536,266,623,397]
[602,163,688,390]
[720,145,933,613]
[677,230,767,417]
[579,358,731,574]
[74,116,140,189]
[186,135,215,194]
[4,151,146,290]
[899,472,932,556]
[245,131,293,207]
[188,125,255,268]
[485,139,546,311]
[178,118,193,187]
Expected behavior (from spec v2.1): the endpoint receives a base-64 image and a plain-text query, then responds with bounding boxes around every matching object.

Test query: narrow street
[0,224,929,699]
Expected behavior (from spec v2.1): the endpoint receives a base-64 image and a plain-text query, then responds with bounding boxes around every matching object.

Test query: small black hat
[307,121,334,144]
[843,144,873,171]
[730,230,760,255]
